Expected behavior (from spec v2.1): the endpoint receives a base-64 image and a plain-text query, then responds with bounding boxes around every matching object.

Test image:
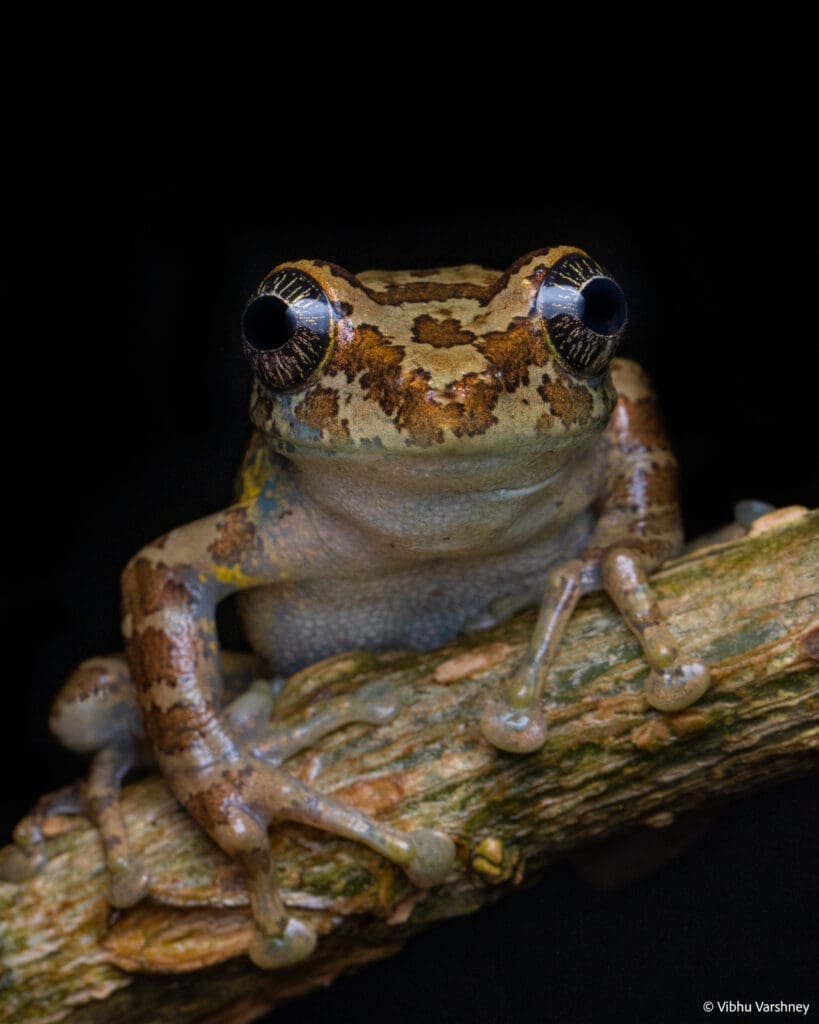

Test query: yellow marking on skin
[237,450,267,503]
[212,564,256,588]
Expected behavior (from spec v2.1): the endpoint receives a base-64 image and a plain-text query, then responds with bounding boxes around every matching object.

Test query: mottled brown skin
[2,247,711,970]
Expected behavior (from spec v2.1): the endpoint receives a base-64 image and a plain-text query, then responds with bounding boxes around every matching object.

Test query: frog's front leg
[482,359,710,753]
[123,498,454,969]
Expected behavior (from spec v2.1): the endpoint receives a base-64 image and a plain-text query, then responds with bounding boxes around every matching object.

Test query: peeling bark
[1,508,817,1024]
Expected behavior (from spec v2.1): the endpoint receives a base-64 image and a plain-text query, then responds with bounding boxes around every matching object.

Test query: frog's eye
[535,253,627,376]
[242,268,334,391]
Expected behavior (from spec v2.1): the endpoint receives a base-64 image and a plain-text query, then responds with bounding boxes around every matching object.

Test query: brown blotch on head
[412,314,477,348]
[208,508,257,565]
[294,386,351,443]
[400,372,499,447]
[331,324,404,410]
[537,373,594,426]
[332,323,503,446]
[481,318,549,392]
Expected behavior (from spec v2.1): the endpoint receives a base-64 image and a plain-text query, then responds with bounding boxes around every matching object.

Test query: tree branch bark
[2,508,817,1024]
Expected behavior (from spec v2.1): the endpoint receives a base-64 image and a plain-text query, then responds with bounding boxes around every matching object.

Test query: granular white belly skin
[237,511,595,675]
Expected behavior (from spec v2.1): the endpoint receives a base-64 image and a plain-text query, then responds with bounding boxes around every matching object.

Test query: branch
[1,509,817,1024]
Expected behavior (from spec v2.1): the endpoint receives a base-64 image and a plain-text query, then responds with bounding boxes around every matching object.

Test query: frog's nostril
[579,278,627,337]
[242,296,297,352]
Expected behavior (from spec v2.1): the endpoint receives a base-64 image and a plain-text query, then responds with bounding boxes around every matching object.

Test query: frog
[0,246,710,969]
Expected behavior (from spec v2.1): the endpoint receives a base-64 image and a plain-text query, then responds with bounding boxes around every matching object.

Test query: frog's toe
[109,859,151,908]
[645,661,710,712]
[353,680,401,724]
[480,700,547,754]
[404,828,455,888]
[248,916,317,970]
[0,843,43,882]
[734,499,775,529]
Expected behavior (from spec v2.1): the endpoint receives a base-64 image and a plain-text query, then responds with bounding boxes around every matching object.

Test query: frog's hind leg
[214,677,452,967]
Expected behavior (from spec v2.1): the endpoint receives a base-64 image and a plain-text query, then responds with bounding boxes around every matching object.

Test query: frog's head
[243,247,625,463]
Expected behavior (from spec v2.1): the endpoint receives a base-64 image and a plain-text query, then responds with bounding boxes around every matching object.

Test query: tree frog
[1,247,710,968]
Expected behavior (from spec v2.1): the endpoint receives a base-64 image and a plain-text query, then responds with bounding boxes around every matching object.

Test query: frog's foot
[644,661,711,713]
[251,681,401,767]
[0,784,83,882]
[734,499,776,530]
[480,699,547,754]
[402,828,456,887]
[0,842,44,881]
[602,547,711,712]
[196,757,454,967]
[108,858,151,908]
[249,917,317,970]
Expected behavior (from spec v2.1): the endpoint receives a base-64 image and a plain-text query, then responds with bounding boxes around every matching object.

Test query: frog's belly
[236,513,594,675]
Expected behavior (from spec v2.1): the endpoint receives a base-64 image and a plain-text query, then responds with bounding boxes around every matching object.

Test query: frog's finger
[251,683,400,766]
[644,661,711,712]
[249,917,317,970]
[601,546,710,711]
[480,699,547,755]
[480,559,584,754]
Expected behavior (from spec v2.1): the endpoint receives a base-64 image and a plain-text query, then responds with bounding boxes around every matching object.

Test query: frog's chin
[285,438,601,557]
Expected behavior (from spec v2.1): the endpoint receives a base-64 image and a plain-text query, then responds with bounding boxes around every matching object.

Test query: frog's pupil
[578,278,627,337]
[242,295,298,352]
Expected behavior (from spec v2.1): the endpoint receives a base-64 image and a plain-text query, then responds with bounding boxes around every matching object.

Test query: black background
[2,188,817,1024]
